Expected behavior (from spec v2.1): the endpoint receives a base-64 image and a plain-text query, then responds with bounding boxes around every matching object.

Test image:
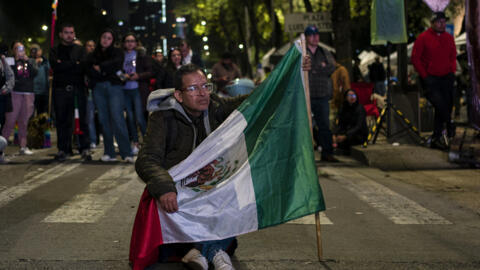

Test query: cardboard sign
[284,12,332,33]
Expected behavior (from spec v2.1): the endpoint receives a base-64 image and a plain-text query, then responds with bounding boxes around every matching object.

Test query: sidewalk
[348,126,479,171]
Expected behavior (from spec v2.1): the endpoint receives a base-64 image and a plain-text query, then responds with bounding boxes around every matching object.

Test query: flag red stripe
[129,189,164,270]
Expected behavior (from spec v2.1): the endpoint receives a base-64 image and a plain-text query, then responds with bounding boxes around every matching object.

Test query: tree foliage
[176,0,467,75]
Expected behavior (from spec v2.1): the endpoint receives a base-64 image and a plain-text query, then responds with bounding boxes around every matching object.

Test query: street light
[101,9,107,16]
[201,20,206,26]
[202,36,208,42]
[41,25,48,31]
[203,45,209,51]
[239,44,244,49]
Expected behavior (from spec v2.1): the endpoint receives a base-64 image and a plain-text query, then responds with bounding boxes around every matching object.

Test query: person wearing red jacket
[411,12,457,150]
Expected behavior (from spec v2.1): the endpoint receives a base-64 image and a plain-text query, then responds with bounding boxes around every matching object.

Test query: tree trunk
[332,0,352,78]
[303,0,313,12]
[244,0,260,65]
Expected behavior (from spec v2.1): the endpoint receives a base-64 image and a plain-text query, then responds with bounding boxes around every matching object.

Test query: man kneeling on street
[135,64,246,270]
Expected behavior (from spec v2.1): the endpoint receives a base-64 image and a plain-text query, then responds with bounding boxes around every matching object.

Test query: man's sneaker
[124,156,134,163]
[131,144,139,155]
[212,250,234,270]
[100,155,117,162]
[90,143,97,149]
[81,150,92,161]
[19,147,33,155]
[181,248,208,270]
[54,151,68,162]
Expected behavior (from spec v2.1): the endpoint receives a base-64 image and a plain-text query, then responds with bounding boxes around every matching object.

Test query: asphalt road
[0,145,479,270]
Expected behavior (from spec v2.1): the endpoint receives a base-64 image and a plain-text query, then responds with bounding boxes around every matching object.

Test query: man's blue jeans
[195,237,234,262]
[93,81,132,158]
[311,97,333,157]
[124,88,146,143]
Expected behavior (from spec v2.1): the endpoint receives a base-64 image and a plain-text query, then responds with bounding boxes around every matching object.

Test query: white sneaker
[19,147,33,155]
[124,156,134,163]
[100,155,117,162]
[212,250,234,270]
[131,145,139,155]
[90,143,97,149]
[181,248,208,270]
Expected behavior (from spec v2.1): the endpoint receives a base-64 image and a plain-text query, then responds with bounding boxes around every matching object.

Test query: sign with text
[284,12,332,33]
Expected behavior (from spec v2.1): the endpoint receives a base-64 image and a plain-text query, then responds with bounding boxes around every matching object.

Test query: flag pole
[300,33,323,262]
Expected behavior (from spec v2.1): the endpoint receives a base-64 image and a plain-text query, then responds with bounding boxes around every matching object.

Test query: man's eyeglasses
[183,83,213,95]
[347,94,357,97]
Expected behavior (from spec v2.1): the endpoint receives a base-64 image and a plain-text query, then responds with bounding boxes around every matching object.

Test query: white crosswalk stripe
[1,159,454,227]
[0,151,103,208]
[43,166,141,223]
[288,212,333,225]
[321,167,452,225]
[0,162,81,208]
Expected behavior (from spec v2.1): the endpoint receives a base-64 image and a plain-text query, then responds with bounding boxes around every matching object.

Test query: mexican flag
[129,42,326,270]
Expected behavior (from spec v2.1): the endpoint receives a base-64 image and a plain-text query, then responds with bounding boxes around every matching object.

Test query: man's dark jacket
[135,89,245,199]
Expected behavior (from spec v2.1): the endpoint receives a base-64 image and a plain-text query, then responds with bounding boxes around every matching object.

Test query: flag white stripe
[43,166,138,223]
[322,167,451,224]
[160,112,259,243]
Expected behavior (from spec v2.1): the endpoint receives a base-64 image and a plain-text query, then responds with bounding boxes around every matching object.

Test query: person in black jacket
[333,89,368,154]
[49,23,90,161]
[88,29,133,163]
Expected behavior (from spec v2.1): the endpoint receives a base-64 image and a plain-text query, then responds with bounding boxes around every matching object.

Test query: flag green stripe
[237,46,325,229]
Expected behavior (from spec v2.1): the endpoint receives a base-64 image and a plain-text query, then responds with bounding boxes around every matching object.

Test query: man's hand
[93,65,101,72]
[302,55,311,71]
[159,192,178,213]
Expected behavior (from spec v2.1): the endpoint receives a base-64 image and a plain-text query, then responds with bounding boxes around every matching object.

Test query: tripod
[366,43,426,146]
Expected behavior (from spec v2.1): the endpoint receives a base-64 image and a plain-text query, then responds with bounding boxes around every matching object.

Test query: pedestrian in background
[368,57,386,96]
[122,33,152,155]
[333,89,368,154]
[179,39,204,68]
[164,47,183,88]
[2,41,37,155]
[331,61,351,113]
[30,44,50,115]
[49,23,90,161]
[0,43,15,133]
[84,40,100,149]
[211,52,242,96]
[88,29,133,163]
[411,12,457,150]
[302,25,338,162]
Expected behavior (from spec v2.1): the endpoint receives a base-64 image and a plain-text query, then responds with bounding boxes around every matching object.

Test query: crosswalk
[0,158,452,227]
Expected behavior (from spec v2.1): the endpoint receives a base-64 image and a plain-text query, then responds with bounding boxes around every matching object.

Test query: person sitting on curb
[333,89,368,154]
